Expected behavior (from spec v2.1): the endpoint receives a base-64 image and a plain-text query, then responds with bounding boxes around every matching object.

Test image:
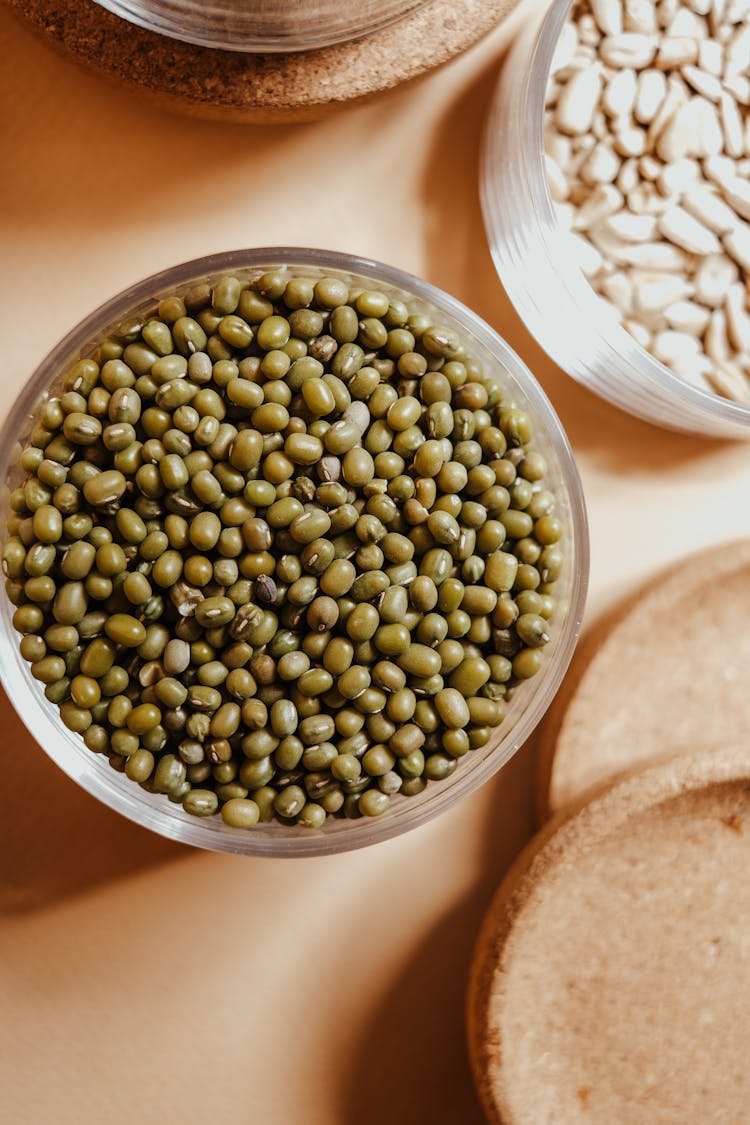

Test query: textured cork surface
[536,538,750,819]
[467,745,750,1125]
[4,0,518,122]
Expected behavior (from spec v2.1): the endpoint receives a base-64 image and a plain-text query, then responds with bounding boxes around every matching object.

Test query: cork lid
[7,0,517,122]
[537,539,750,818]
[467,745,750,1125]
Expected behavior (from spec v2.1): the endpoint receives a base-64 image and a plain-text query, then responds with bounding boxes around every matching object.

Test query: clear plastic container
[93,0,426,52]
[482,0,750,440]
[0,248,588,857]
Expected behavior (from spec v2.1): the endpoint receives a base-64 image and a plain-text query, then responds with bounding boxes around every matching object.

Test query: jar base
[8,0,519,123]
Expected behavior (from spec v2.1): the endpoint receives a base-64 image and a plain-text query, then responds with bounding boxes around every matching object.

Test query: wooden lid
[7,0,517,122]
[537,539,750,818]
[468,745,750,1125]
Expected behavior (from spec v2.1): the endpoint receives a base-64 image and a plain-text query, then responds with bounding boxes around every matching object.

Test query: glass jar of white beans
[483,0,750,438]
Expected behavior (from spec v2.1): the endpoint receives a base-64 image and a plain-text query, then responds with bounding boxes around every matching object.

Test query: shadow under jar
[0,248,588,857]
[483,0,750,439]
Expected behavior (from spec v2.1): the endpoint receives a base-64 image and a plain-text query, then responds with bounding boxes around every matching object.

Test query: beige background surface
[1,6,749,1123]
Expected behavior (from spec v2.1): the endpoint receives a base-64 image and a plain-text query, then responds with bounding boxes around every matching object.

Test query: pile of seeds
[3,269,563,829]
[545,0,750,404]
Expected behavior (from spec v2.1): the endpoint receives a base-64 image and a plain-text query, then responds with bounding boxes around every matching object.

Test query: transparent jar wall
[94,0,428,52]
[482,0,750,440]
[0,249,587,858]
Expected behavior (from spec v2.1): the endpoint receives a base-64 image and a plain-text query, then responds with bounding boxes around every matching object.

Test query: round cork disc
[536,538,750,820]
[6,0,517,122]
[467,745,750,1125]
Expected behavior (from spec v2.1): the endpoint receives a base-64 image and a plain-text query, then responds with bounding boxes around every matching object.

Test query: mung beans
[4,268,565,830]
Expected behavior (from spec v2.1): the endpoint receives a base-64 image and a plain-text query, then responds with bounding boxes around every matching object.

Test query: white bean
[588,226,638,264]
[664,299,712,332]
[632,271,695,310]
[579,12,603,45]
[601,270,635,312]
[658,205,722,252]
[705,309,731,359]
[710,0,729,35]
[655,37,700,67]
[618,241,693,269]
[603,210,660,240]
[668,7,709,35]
[602,67,638,117]
[600,32,659,68]
[692,96,726,155]
[659,0,682,28]
[687,0,713,16]
[656,157,701,196]
[634,69,667,122]
[719,91,745,155]
[703,153,738,184]
[648,76,690,149]
[698,38,724,72]
[617,156,642,193]
[623,318,654,347]
[639,154,663,180]
[694,253,740,305]
[656,101,701,159]
[624,0,657,32]
[724,74,750,104]
[591,0,623,35]
[554,201,577,228]
[682,187,739,232]
[726,0,750,20]
[613,126,648,156]
[544,129,573,169]
[682,64,723,100]
[580,142,622,183]
[551,21,579,72]
[627,183,674,212]
[658,96,724,159]
[571,133,598,155]
[571,183,625,229]
[556,67,603,134]
[653,329,703,364]
[545,154,570,202]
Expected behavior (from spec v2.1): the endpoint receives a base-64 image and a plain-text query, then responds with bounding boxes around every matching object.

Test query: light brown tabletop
[1,5,749,1122]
